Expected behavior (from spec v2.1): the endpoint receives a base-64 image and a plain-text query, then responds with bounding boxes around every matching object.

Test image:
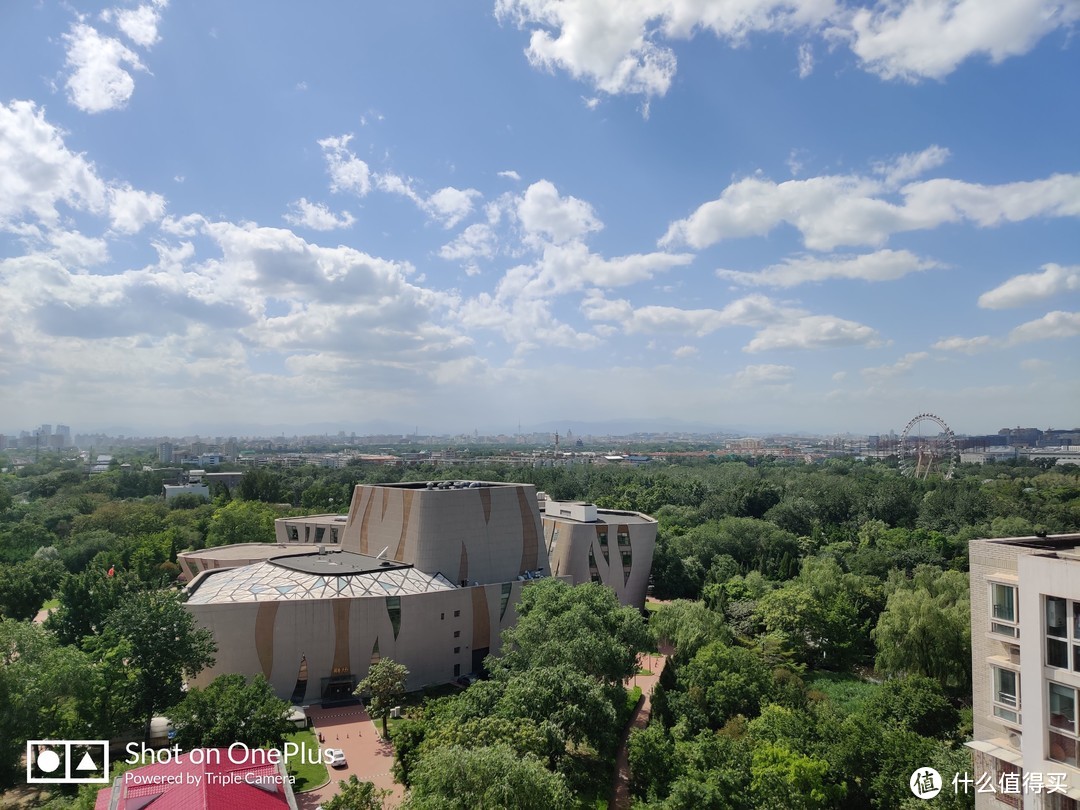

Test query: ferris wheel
[898,413,958,480]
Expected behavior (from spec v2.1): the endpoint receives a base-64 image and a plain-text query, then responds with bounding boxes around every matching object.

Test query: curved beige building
[184,481,656,704]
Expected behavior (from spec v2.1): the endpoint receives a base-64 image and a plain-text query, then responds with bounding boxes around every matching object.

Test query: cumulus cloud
[440,224,497,261]
[63,23,147,113]
[717,249,941,287]
[661,154,1080,252]
[0,100,108,228]
[108,1,169,48]
[517,180,602,244]
[1007,311,1080,344]
[498,170,522,181]
[283,198,356,231]
[426,186,482,228]
[744,314,880,352]
[109,184,166,233]
[978,263,1080,309]
[318,134,372,196]
[495,0,1077,96]
[846,0,1080,82]
[673,345,698,358]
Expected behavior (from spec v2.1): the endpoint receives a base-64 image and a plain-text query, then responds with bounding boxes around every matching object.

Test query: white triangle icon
[76,752,98,771]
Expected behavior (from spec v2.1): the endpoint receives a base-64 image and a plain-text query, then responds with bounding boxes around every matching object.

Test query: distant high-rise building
[0,435,6,451]
[38,424,52,437]
[55,425,71,446]
[159,442,174,463]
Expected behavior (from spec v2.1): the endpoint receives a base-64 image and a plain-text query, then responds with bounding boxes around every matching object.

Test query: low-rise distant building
[163,484,210,501]
[183,480,657,704]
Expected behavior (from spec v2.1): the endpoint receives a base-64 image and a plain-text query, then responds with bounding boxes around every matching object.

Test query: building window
[549,528,559,554]
[454,664,461,677]
[598,530,608,547]
[454,646,460,654]
[991,666,1020,725]
[990,582,1018,637]
[453,610,461,618]
[330,527,339,544]
[500,582,513,621]
[454,630,460,638]
[1044,595,1080,669]
[315,526,325,543]
[1050,683,1075,733]
[288,526,299,542]
[386,597,402,640]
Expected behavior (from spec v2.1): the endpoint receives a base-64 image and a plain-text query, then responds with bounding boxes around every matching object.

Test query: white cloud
[0,100,108,228]
[495,0,834,98]
[318,134,371,196]
[581,290,633,321]
[496,0,1076,96]
[498,170,521,181]
[717,249,941,287]
[832,370,847,381]
[1007,311,1080,344]
[440,224,497,261]
[109,184,166,233]
[426,186,482,228]
[661,157,1080,252]
[978,263,1080,309]
[846,0,1080,82]
[861,351,928,381]
[797,42,814,77]
[735,363,795,384]
[744,314,880,352]
[517,180,602,244]
[673,345,698,358]
[931,335,992,353]
[47,229,109,267]
[110,2,168,48]
[63,23,147,113]
[283,198,356,231]
[874,145,950,187]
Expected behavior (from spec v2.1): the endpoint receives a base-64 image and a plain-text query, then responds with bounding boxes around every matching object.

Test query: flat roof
[180,544,316,561]
[986,533,1080,552]
[269,550,411,575]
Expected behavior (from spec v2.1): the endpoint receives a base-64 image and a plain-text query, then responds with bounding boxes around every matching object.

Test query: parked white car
[325,748,347,769]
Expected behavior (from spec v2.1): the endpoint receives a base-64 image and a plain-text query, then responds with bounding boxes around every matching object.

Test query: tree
[170,673,293,749]
[205,499,279,546]
[356,658,409,735]
[679,641,774,730]
[237,469,284,503]
[750,742,845,810]
[46,565,143,645]
[492,578,648,686]
[0,557,63,620]
[323,775,389,810]
[872,567,970,692]
[863,675,959,740]
[404,744,572,810]
[97,589,217,739]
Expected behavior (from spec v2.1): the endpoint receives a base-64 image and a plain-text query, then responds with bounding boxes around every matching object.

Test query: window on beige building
[990,582,1018,637]
[992,666,1020,725]
[1049,681,1078,768]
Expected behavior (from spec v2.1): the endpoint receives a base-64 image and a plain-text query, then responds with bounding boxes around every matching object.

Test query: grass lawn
[41,597,59,610]
[284,728,329,792]
[805,672,879,714]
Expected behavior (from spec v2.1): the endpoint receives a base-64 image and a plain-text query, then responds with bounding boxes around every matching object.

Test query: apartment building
[969,534,1080,809]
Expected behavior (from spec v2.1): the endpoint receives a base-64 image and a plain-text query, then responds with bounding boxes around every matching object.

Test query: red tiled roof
[94,748,293,810]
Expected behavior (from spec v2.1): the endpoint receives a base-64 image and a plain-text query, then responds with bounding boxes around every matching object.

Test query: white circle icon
[910,767,942,799]
[37,750,61,773]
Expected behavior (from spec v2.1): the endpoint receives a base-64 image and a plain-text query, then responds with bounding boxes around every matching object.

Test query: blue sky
[1,0,1078,437]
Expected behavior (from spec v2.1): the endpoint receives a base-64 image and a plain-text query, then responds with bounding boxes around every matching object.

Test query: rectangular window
[315,526,325,543]
[330,527,339,544]
[454,646,460,654]
[1048,596,1068,637]
[454,630,460,638]
[453,610,460,618]
[1050,683,1076,733]
[288,526,299,542]
[992,667,1020,724]
[990,582,1018,637]
[454,664,461,677]
[598,531,608,547]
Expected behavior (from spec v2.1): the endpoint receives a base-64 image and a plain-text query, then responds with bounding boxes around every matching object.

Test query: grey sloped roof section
[187,560,455,604]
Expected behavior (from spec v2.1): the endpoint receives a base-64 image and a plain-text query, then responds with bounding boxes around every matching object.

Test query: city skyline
[1,3,1078,436]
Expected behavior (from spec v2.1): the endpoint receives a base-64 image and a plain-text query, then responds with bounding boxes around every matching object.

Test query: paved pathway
[296,705,404,809]
[609,652,667,810]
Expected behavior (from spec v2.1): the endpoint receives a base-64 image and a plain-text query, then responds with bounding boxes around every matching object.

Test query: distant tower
[159,442,174,464]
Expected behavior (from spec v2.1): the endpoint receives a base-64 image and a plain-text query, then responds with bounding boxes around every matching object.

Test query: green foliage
[404,744,572,810]
[863,675,959,740]
[649,599,731,663]
[205,499,279,546]
[493,578,649,686]
[357,658,409,735]
[170,673,293,748]
[750,742,846,810]
[872,567,971,692]
[627,722,674,800]
[678,641,774,730]
[323,775,390,810]
[0,557,63,619]
[96,589,217,736]
[237,468,284,503]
